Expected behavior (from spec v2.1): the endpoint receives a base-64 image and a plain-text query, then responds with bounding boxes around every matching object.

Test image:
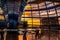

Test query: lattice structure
[0,0,60,40]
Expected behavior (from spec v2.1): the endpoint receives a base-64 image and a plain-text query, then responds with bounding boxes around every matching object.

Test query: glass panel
[57,9,60,16]
[48,9,57,17]
[46,3,54,8]
[24,4,31,10]
[40,10,48,17]
[31,4,38,10]
[22,11,31,17]
[32,11,39,17]
[39,3,46,9]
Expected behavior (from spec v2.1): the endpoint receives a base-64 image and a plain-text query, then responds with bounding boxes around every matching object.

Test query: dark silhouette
[23,21,28,40]
[35,30,39,39]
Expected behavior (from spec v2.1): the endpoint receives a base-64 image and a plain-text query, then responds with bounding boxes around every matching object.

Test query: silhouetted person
[23,21,28,40]
[23,31,27,40]
[35,30,39,39]
[0,21,6,40]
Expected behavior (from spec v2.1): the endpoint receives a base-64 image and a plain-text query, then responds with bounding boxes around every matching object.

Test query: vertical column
[6,13,19,40]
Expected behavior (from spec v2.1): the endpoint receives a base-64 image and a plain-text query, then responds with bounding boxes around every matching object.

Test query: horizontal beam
[25,5,60,11]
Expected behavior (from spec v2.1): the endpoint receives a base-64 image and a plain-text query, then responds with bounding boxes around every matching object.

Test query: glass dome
[22,1,60,29]
[0,1,60,40]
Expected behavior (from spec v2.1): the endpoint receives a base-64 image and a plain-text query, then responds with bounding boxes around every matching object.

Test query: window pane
[39,2,46,9]
[40,10,48,17]
[48,9,57,17]
[22,11,31,17]
[32,11,39,17]
[31,4,38,10]
[47,4,54,8]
